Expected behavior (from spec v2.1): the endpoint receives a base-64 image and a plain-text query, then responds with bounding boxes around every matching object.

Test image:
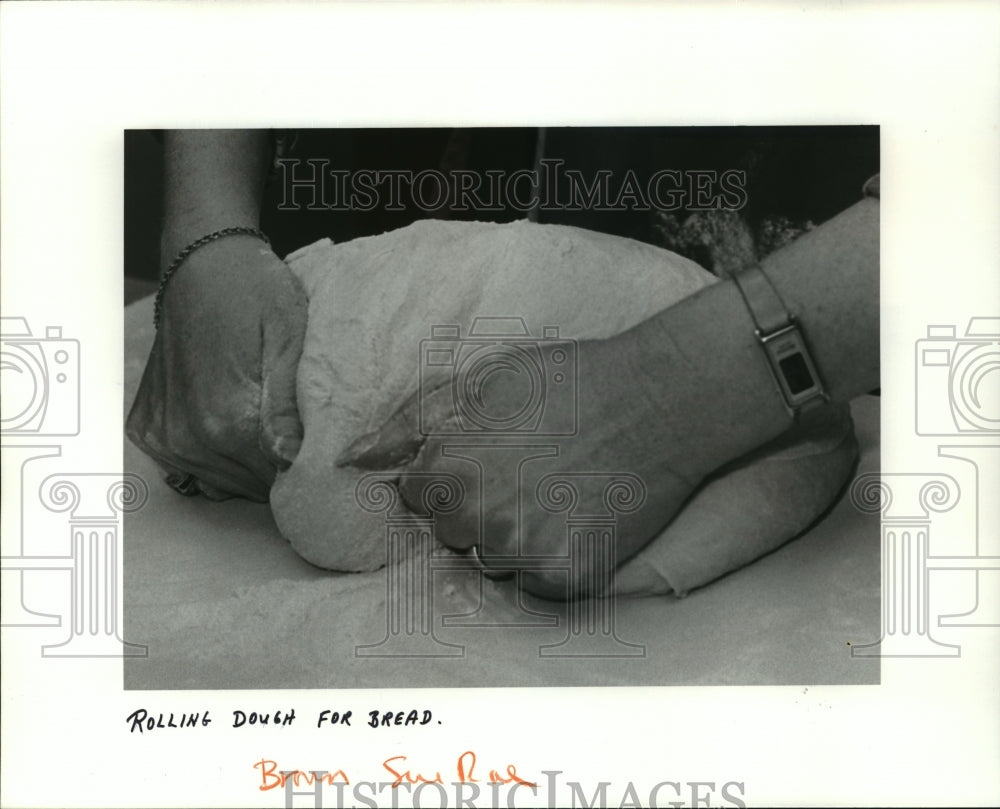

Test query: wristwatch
[732,264,830,418]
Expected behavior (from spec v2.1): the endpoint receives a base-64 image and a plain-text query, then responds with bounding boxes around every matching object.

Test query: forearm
[131,130,306,501]
[584,195,879,485]
[160,130,272,264]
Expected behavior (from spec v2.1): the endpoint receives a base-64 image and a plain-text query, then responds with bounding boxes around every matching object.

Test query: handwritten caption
[125,707,436,733]
[122,707,748,807]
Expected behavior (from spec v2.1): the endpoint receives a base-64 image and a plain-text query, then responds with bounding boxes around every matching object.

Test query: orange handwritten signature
[254,751,536,791]
[384,750,536,788]
[255,760,349,790]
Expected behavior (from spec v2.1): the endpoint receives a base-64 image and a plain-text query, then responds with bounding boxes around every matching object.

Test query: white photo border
[2,2,998,807]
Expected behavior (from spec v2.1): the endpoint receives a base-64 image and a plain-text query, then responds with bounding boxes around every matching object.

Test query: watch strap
[733,265,830,418]
[731,263,789,335]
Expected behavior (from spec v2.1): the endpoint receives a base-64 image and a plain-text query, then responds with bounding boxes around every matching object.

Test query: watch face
[762,324,827,410]
[779,351,816,395]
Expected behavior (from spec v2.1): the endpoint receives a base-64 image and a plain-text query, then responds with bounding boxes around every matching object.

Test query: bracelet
[153,226,270,329]
[732,264,829,418]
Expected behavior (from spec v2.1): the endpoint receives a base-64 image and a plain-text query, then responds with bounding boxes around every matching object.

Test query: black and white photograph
[123,126,882,690]
[2,3,998,808]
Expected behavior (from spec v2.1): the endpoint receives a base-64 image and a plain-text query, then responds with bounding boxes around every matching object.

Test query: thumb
[335,383,454,470]
[259,276,307,469]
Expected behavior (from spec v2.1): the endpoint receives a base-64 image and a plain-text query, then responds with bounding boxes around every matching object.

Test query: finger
[335,382,454,470]
[608,556,673,598]
[259,274,307,469]
[128,333,272,501]
[334,388,425,470]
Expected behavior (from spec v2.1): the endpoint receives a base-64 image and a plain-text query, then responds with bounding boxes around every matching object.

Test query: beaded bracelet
[153,226,270,329]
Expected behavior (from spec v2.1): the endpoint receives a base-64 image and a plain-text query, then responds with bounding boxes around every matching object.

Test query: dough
[271,219,855,592]
[621,404,857,596]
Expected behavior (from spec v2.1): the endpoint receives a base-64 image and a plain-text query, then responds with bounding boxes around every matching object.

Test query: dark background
[124,126,878,297]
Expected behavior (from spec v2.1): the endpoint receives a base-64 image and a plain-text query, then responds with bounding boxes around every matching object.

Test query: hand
[337,190,879,599]
[338,337,709,598]
[127,235,307,502]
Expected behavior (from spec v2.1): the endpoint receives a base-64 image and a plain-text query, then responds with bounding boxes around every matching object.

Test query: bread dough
[622,404,857,596]
[271,219,855,591]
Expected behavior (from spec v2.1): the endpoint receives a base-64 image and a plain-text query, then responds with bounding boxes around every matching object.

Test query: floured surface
[125,289,879,689]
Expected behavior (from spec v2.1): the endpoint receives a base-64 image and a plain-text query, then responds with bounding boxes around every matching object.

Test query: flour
[270,219,853,587]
